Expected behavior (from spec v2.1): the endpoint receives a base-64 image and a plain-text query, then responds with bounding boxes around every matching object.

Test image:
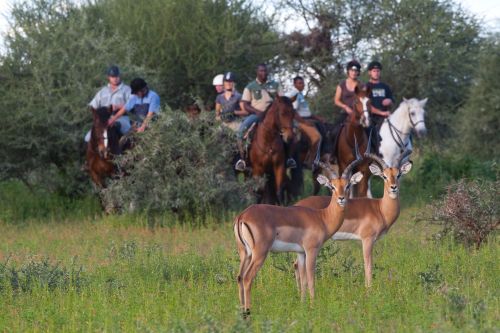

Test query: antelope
[294,138,413,287]
[234,149,363,317]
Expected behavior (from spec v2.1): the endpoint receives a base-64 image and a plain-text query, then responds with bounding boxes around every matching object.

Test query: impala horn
[363,130,388,169]
[341,135,364,179]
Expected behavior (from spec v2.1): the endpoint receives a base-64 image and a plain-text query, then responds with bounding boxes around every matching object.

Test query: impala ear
[399,161,413,175]
[316,174,329,186]
[369,163,384,177]
[350,171,363,185]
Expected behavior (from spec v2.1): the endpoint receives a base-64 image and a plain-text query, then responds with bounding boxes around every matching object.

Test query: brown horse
[335,84,372,197]
[86,106,122,187]
[248,96,295,205]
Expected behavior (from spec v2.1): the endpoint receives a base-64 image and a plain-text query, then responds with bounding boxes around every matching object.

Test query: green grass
[0,209,498,332]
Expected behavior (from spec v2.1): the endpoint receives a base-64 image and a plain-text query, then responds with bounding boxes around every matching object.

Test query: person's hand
[107,117,115,127]
[215,115,221,121]
[136,125,146,133]
[382,98,392,107]
[344,106,354,115]
[382,111,391,118]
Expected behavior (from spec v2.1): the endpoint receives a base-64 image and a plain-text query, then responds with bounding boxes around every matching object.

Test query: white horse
[378,98,428,166]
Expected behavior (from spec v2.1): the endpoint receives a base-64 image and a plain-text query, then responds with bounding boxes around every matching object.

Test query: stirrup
[286,158,297,169]
[235,159,246,171]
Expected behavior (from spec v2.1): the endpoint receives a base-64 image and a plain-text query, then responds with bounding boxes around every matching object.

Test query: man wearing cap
[215,72,247,131]
[108,78,161,133]
[365,61,393,151]
[235,63,296,171]
[85,65,131,142]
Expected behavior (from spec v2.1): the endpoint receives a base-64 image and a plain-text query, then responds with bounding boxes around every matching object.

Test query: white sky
[0,0,499,51]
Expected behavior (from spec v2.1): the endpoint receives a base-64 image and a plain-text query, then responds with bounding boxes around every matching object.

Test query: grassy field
[0,203,498,332]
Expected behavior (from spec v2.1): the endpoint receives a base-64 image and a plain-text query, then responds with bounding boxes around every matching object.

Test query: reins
[386,103,424,151]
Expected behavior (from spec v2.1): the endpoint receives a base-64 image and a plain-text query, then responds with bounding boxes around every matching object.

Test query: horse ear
[419,98,428,107]
[364,84,371,96]
[403,97,408,102]
[108,105,113,113]
[354,84,360,94]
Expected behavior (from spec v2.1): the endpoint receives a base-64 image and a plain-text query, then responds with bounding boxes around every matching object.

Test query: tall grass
[0,212,497,332]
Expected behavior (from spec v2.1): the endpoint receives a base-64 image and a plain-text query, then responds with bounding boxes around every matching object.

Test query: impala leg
[305,248,319,301]
[297,253,307,301]
[362,238,374,287]
[242,252,267,316]
[235,230,251,310]
[293,259,300,293]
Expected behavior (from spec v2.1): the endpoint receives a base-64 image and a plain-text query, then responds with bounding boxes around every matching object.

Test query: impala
[295,139,413,287]
[234,149,363,317]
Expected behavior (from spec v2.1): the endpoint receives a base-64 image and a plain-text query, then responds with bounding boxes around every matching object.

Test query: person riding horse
[85,65,131,143]
[235,64,296,171]
[286,76,327,168]
[215,72,248,131]
[108,78,161,133]
[365,61,394,153]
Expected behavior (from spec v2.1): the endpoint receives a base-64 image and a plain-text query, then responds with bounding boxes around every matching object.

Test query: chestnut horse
[247,96,295,205]
[86,106,121,187]
[335,84,372,197]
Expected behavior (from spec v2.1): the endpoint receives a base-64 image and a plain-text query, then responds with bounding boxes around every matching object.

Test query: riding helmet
[368,61,383,71]
[223,72,236,82]
[130,78,148,94]
[212,74,224,86]
[346,60,361,71]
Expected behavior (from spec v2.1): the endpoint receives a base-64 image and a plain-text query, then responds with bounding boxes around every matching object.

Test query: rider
[212,74,224,94]
[235,64,296,171]
[365,61,393,152]
[334,60,362,122]
[85,65,131,142]
[286,76,324,168]
[108,78,161,133]
[215,72,248,131]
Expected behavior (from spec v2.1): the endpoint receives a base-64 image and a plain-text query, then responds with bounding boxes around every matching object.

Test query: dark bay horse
[86,106,121,187]
[335,84,373,197]
[248,96,295,204]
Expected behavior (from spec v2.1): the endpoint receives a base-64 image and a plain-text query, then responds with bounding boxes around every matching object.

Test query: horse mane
[94,106,112,125]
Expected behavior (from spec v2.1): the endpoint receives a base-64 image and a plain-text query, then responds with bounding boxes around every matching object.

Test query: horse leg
[273,163,287,205]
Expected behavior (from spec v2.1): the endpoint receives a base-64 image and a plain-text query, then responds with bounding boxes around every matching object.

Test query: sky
[0,0,499,50]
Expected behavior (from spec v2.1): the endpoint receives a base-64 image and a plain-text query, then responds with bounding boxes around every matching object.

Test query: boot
[235,139,246,171]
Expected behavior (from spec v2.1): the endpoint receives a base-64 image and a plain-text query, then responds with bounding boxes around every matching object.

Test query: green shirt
[241,79,283,113]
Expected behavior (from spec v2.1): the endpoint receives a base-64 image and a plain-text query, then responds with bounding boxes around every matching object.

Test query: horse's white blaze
[332,232,361,240]
[360,97,371,128]
[271,240,304,253]
[103,129,108,148]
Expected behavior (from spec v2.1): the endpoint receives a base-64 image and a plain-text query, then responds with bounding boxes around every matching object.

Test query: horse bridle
[387,105,424,150]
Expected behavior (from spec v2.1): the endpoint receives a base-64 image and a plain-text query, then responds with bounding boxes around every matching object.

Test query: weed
[418,264,443,291]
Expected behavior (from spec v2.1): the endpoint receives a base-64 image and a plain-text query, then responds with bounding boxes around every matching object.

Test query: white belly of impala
[332,232,361,241]
[271,240,304,253]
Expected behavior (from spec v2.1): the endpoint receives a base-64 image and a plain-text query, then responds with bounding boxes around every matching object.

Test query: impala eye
[382,175,388,180]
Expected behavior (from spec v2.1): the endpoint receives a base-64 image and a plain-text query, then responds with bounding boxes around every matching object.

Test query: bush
[427,179,499,249]
[100,110,255,220]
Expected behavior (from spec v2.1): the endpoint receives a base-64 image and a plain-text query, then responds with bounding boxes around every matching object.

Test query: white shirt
[286,87,311,117]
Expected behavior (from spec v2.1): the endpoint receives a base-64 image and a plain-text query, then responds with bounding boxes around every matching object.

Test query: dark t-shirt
[216,90,242,122]
[366,82,393,111]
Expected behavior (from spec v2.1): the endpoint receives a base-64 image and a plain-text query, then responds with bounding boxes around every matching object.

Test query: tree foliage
[455,33,500,159]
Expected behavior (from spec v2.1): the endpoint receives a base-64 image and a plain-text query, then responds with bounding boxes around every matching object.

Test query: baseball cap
[368,61,382,70]
[106,65,120,77]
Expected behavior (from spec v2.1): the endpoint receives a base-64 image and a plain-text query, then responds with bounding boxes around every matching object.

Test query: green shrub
[100,110,255,220]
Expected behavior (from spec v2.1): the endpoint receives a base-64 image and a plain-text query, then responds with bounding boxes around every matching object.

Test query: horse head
[353,84,371,128]
[273,95,295,144]
[91,106,113,159]
[402,97,428,138]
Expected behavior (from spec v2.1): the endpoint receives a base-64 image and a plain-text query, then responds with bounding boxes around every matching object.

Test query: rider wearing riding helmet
[212,74,224,94]
[334,60,363,123]
[108,78,161,133]
[215,72,247,131]
[365,61,393,151]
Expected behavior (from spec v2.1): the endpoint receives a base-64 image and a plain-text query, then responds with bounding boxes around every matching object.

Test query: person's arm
[137,93,160,132]
[382,86,394,108]
[242,101,262,115]
[334,85,353,115]
[215,102,222,121]
[108,105,126,126]
[370,106,390,117]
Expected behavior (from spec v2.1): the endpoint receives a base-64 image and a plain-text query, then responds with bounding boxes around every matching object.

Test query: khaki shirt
[241,79,283,113]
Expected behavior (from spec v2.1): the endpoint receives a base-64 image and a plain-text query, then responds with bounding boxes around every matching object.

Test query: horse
[378,98,428,166]
[86,106,122,187]
[333,84,372,197]
[247,96,295,205]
